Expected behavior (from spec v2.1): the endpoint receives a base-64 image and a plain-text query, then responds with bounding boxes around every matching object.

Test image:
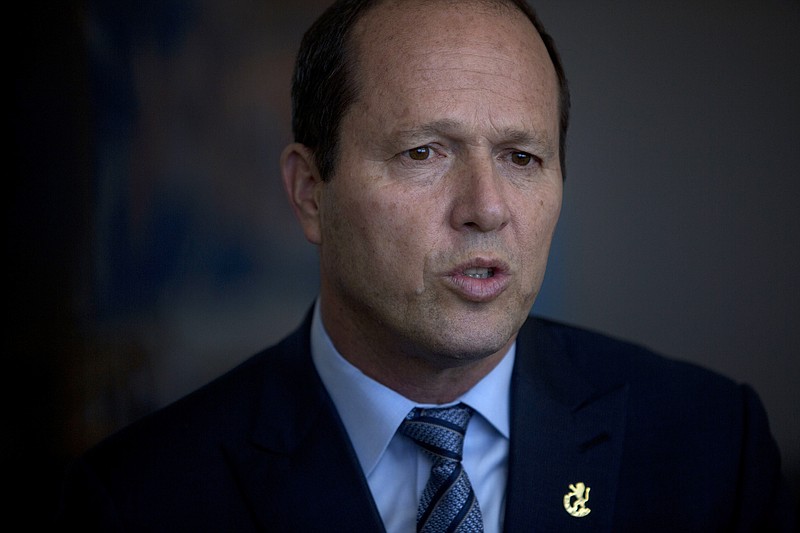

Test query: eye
[407,146,431,161]
[510,151,533,166]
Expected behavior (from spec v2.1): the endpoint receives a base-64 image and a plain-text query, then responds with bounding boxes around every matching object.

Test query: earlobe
[280,143,323,245]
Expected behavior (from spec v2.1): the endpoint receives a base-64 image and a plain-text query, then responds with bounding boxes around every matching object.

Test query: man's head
[291,0,570,182]
[282,0,566,399]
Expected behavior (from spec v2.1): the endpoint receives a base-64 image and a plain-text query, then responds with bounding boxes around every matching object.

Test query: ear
[281,143,323,245]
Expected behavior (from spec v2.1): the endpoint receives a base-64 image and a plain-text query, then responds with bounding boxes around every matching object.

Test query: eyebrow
[392,119,462,142]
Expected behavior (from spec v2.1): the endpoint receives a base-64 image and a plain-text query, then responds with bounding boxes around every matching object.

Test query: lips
[445,259,510,302]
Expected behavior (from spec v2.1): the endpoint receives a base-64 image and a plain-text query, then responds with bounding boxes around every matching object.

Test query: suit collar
[504,317,628,532]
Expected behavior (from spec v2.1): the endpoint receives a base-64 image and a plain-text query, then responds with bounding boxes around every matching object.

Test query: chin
[425,322,516,364]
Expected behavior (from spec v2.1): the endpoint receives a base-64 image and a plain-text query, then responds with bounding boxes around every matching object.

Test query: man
[58,0,794,531]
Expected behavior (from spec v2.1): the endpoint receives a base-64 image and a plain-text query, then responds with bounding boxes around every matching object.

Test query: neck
[319,304,514,404]
[358,347,512,404]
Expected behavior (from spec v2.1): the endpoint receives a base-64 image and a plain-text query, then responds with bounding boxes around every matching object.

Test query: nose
[449,156,511,233]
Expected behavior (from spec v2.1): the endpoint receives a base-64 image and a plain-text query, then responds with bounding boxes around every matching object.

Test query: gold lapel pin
[563,482,591,517]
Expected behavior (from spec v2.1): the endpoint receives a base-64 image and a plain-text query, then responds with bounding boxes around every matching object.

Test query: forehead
[348,0,558,135]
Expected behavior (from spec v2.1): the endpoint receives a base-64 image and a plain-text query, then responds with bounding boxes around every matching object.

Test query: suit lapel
[504,319,628,533]
[222,317,386,532]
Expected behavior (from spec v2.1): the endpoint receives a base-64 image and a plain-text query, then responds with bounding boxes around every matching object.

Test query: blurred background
[13,0,799,522]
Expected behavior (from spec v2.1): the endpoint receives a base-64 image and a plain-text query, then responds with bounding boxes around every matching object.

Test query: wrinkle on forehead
[352,2,556,95]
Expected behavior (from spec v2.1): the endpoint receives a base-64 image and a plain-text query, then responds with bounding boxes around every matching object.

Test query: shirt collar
[310,301,513,477]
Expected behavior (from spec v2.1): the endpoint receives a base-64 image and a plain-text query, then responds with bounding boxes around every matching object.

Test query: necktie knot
[400,404,473,463]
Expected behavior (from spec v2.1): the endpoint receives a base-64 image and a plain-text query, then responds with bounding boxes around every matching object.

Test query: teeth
[464,267,493,279]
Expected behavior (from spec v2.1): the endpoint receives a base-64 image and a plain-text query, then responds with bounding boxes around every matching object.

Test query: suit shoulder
[522,316,742,399]
[81,323,312,471]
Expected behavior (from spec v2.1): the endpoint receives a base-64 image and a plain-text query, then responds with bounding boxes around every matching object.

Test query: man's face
[315,1,562,368]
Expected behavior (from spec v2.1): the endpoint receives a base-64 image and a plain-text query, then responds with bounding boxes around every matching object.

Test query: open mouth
[463,267,494,279]
[447,261,509,302]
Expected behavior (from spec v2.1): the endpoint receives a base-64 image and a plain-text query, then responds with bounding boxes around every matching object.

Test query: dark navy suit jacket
[57,314,796,531]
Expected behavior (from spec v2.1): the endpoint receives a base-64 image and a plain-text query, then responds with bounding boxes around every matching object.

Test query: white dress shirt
[310,302,513,533]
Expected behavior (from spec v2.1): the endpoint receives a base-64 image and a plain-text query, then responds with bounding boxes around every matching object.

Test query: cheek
[514,187,562,259]
[373,194,436,256]
[535,180,562,229]
[369,190,446,295]
[331,186,435,273]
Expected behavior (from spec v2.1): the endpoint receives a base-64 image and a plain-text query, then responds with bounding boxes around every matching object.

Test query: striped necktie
[400,403,484,533]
